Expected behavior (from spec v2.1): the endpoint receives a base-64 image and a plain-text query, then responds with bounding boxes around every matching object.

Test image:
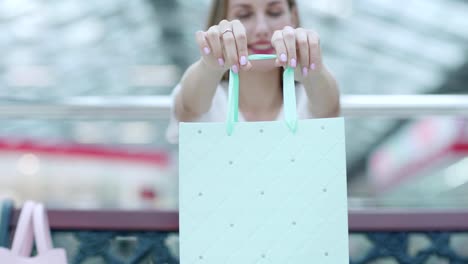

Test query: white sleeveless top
[166,82,313,144]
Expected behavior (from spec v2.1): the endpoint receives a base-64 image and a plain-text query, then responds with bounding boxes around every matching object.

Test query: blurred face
[227,0,296,56]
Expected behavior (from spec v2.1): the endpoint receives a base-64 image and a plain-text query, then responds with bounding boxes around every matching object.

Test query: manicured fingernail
[240,56,247,66]
[302,67,308,76]
[290,58,297,68]
[218,58,225,66]
[232,65,239,74]
[203,47,210,55]
[310,63,316,70]
[280,53,287,62]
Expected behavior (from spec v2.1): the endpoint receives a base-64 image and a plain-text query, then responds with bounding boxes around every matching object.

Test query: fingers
[296,28,309,76]
[218,20,237,73]
[218,20,251,73]
[206,26,224,67]
[232,20,251,70]
[271,27,323,76]
[196,30,222,70]
[272,30,287,67]
[283,26,297,68]
[219,24,239,73]
[308,31,321,71]
[197,21,325,75]
[272,26,298,69]
[195,30,211,57]
[196,20,250,72]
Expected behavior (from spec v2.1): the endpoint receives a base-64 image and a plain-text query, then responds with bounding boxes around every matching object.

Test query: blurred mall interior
[0,0,467,210]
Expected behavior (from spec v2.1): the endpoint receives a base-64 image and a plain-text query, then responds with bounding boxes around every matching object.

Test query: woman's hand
[271,26,323,77]
[195,20,252,74]
[271,27,339,117]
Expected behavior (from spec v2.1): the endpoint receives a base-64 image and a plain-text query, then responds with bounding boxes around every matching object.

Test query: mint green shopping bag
[179,55,349,263]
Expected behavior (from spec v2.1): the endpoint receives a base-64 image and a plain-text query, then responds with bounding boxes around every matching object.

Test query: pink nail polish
[203,47,210,55]
[240,56,247,66]
[310,63,316,70]
[280,53,287,62]
[302,67,308,76]
[232,65,239,74]
[290,58,297,68]
[218,58,225,66]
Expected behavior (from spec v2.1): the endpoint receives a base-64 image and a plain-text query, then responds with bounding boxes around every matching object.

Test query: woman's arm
[174,59,226,122]
[301,66,340,118]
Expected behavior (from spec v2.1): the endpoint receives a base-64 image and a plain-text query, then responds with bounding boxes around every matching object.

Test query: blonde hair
[207,0,299,29]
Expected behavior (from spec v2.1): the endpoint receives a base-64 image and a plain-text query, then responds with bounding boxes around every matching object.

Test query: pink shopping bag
[0,201,67,263]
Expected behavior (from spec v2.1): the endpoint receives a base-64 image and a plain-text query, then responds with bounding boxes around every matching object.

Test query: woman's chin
[250,59,277,72]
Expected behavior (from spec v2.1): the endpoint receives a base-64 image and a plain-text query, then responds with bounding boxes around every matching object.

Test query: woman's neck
[238,68,283,121]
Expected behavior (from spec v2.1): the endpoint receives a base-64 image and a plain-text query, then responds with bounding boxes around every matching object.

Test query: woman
[166,0,340,143]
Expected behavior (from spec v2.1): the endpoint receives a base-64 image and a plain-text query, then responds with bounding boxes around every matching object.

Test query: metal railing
[7,208,468,263]
[6,208,468,231]
[0,95,467,119]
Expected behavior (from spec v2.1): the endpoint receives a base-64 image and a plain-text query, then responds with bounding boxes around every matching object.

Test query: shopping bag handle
[10,201,54,257]
[11,201,35,257]
[33,203,53,254]
[226,54,297,135]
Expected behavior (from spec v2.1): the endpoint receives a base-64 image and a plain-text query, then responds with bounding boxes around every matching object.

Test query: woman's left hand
[271,26,322,77]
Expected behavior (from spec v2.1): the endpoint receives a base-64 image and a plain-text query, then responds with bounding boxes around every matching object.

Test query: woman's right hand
[195,20,252,74]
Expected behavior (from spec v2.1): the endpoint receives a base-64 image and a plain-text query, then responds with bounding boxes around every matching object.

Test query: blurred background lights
[17,153,41,176]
